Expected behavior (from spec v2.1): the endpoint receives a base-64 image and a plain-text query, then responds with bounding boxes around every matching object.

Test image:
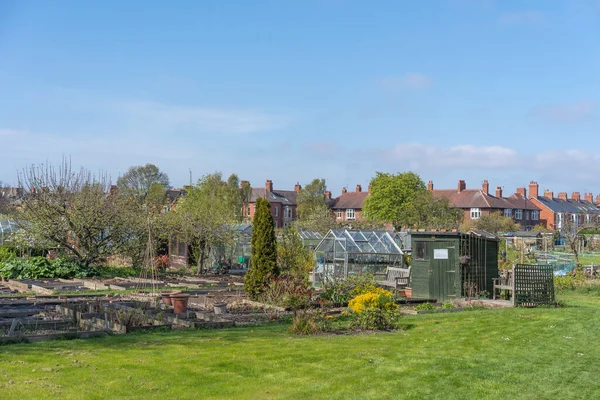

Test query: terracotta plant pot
[170,293,190,314]
[160,290,181,306]
[405,288,412,298]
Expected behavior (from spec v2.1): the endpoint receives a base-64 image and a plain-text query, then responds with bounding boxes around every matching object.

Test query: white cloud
[379,73,434,92]
[529,101,596,123]
[119,101,291,134]
[388,143,519,169]
[499,10,544,24]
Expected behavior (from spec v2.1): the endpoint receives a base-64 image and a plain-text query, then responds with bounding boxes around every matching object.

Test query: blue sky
[1,0,599,197]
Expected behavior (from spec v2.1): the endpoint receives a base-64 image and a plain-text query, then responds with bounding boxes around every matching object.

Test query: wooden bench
[375,267,411,290]
[493,269,515,304]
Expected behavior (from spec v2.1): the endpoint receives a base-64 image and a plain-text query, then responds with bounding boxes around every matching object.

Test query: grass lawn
[1,292,600,399]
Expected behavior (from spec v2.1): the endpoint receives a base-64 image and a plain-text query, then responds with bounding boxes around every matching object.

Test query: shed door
[429,242,456,301]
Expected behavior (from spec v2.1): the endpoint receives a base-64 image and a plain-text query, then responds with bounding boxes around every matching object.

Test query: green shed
[410,231,499,301]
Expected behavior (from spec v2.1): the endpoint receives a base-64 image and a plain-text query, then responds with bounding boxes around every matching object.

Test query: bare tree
[560,212,598,267]
[16,159,136,265]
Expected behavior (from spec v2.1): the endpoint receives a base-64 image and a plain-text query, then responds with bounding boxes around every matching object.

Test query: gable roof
[249,188,298,205]
[432,189,540,211]
[330,192,369,210]
[532,196,600,214]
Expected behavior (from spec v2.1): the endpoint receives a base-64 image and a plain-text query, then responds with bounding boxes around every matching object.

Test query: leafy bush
[260,275,312,311]
[554,268,586,292]
[441,301,455,309]
[288,309,332,335]
[321,274,378,304]
[414,302,436,312]
[0,257,95,279]
[0,246,17,263]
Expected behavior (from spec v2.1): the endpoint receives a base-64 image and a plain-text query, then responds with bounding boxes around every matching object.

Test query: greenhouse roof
[298,230,323,241]
[315,229,404,255]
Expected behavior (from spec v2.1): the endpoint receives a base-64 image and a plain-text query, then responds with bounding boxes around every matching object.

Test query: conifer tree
[245,198,279,299]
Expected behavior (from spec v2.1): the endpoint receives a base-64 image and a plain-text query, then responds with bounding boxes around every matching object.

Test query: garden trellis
[313,229,405,286]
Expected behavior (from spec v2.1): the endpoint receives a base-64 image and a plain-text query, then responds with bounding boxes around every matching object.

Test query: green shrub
[414,302,436,311]
[0,257,95,279]
[288,310,332,335]
[0,246,17,263]
[260,275,312,311]
[441,301,455,309]
[320,274,378,304]
[554,268,586,292]
[349,308,402,331]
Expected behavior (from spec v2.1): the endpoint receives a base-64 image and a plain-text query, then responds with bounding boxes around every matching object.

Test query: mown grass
[1,292,599,399]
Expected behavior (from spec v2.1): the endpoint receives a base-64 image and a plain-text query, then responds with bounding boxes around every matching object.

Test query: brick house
[328,184,369,222]
[527,182,600,230]
[429,180,541,229]
[242,180,299,228]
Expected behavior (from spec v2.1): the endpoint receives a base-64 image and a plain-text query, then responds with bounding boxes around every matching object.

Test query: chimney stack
[496,186,503,198]
[516,187,527,197]
[529,181,539,199]
[544,190,554,199]
[482,180,489,195]
[558,192,567,200]
[596,194,600,204]
[342,187,347,194]
[585,193,594,203]
[458,180,466,193]
[356,184,362,193]
[427,180,434,191]
[571,192,581,201]
[368,182,373,194]
[265,180,273,193]
[325,191,332,200]
[294,183,302,193]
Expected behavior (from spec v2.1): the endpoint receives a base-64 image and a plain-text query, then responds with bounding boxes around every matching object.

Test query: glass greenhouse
[0,219,17,245]
[313,229,405,286]
[298,230,323,250]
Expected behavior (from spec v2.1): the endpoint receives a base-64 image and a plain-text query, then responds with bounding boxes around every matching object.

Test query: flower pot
[213,302,227,315]
[160,290,181,306]
[170,293,190,314]
[405,288,412,298]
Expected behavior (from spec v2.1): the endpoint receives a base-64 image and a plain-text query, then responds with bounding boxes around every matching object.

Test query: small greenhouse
[313,229,405,286]
[298,230,323,250]
[0,219,18,245]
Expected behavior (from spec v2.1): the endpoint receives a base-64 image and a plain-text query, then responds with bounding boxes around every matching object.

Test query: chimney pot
[558,192,567,200]
[571,192,581,201]
[584,193,594,203]
[458,180,466,193]
[427,180,434,191]
[294,183,301,193]
[516,187,527,197]
[265,180,273,193]
[496,186,502,198]
[342,187,347,194]
[529,181,539,199]
[544,190,554,199]
[356,184,362,193]
[482,180,489,195]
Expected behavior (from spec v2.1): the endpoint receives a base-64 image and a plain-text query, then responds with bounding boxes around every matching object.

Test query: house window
[470,208,481,219]
[504,209,512,218]
[515,209,523,220]
[586,214,591,223]
[571,214,578,225]
[284,207,292,219]
[415,242,428,260]
[336,210,343,219]
[246,206,251,216]
[274,207,278,217]
[532,211,539,221]
[346,209,355,220]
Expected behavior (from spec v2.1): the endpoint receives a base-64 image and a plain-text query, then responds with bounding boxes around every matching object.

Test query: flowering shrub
[288,309,332,335]
[320,274,378,304]
[348,288,401,330]
[348,288,396,314]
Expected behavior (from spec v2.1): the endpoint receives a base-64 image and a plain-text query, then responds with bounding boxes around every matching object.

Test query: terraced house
[527,182,600,230]
[429,179,541,229]
[241,180,299,228]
